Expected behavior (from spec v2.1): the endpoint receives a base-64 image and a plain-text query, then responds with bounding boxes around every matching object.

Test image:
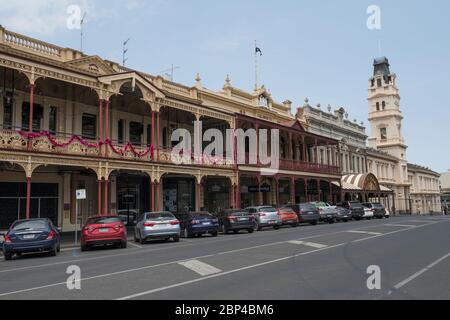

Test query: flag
[255,47,262,56]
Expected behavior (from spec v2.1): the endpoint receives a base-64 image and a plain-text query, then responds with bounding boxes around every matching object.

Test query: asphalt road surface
[0,216,449,300]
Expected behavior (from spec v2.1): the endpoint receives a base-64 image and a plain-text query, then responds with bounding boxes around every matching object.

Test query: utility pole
[123,38,131,67]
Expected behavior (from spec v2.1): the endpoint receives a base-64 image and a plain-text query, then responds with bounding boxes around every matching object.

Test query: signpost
[75,189,86,255]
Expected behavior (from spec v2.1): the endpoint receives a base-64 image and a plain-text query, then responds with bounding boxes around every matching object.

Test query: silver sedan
[134,212,181,244]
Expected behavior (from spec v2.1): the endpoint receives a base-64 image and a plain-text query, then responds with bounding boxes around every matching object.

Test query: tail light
[46,230,55,240]
[259,213,266,217]
[170,221,180,226]
[191,220,200,225]
[212,219,218,223]
[4,234,11,244]
[227,216,237,222]
[114,224,124,231]
[84,226,94,233]
[144,222,155,227]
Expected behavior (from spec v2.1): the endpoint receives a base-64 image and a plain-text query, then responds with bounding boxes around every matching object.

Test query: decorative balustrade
[3,29,62,59]
[159,149,234,168]
[104,140,153,161]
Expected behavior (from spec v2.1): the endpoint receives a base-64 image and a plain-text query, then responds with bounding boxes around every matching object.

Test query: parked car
[2,219,61,261]
[339,201,365,221]
[216,209,255,234]
[285,203,320,225]
[278,207,299,227]
[176,212,219,238]
[134,211,180,244]
[246,206,282,231]
[81,216,127,251]
[362,203,387,219]
[335,206,352,222]
[312,202,338,224]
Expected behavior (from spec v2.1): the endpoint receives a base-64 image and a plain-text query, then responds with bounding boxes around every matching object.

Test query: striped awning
[333,174,393,193]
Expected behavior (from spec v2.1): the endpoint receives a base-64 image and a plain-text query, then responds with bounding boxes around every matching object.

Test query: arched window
[376,102,380,111]
[382,101,386,110]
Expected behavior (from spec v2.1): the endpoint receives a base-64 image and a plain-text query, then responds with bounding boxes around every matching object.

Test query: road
[0,216,449,300]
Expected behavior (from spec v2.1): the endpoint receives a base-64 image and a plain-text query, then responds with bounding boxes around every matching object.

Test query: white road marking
[128,242,143,249]
[407,220,434,224]
[346,230,383,236]
[288,241,328,249]
[0,219,447,298]
[178,260,222,276]
[385,224,417,228]
[394,252,450,290]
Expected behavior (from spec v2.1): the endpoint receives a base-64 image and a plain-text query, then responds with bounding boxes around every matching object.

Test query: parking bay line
[288,241,328,249]
[391,252,450,292]
[1,219,445,299]
[178,260,222,276]
[346,230,383,236]
[385,224,417,228]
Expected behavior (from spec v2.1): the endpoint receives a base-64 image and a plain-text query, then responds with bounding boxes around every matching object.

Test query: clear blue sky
[1,0,449,172]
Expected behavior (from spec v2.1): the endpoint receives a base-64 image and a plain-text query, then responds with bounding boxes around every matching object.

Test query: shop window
[82,113,97,140]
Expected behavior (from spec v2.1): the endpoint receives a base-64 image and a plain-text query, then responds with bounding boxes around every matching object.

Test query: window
[377,78,382,87]
[380,128,387,140]
[82,114,97,139]
[376,102,380,111]
[3,95,13,129]
[118,120,124,144]
[382,101,386,110]
[49,107,57,134]
[22,102,43,132]
[129,121,143,146]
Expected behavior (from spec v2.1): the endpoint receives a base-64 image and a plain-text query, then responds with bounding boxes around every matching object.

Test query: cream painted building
[298,57,441,214]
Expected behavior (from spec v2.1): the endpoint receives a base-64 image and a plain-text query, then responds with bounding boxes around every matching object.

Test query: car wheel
[81,244,88,252]
[49,245,57,257]
[292,223,298,228]
[4,252,12,261]
[310,221,318,226]
[247,228,254,234]
[121,241,127,249]
[233,230,239,234]
[273,225,280,230]
[173,235,180,242]
[139,232,146,245]
[254,221,261,231]
[211,232,218,237]
[134,231,139,243]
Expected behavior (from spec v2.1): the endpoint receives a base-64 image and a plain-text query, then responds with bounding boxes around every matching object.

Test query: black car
[216,209,255,234]
[336,207,352,222]
[2,219,61,261]
[339,201,365,221]
[285,203,320,226]
[362,203,387,219]
[175,212,219,238]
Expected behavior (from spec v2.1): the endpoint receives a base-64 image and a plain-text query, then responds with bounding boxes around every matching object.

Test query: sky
[0,0,449,173]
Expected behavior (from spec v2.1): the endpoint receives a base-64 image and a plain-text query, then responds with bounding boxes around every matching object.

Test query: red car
[278,208,299,227]
[81,216,127,251]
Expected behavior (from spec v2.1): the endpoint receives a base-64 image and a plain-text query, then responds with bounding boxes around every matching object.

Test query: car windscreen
[12,220,48,231]
[372,203,384,208]
[191,212,212,218]
[145,212,174,220]
[281,208,295,213]
[259,207,277,213]
[300,204,317,211]
[350,202,363,209]
[87,217,122,224]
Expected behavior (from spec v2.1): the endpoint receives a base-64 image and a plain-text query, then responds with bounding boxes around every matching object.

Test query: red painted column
[97,180,102,216]
[304,178,309,202]
[156,111,161,160]
[28,84,35,133]
[196,182,202,211]
[105,100,110,141]
[151,111,155,148]
[150,181,155,212]
[25,177,31,219]
[156,182,161,211]
[99,100,104,142]
[291,177,296,205]
[103,180,109,216]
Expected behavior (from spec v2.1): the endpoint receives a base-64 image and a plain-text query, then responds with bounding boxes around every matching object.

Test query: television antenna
[80,12,87,52]
[123,38,131,67]
[159,64,180,81]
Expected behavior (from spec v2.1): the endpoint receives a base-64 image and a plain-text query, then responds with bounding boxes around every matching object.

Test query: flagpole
[254,40,258,91]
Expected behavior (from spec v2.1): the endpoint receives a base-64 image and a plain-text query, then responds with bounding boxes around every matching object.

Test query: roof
[334,173,393,193]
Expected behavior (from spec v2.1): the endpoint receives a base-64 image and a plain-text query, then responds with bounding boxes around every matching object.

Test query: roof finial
[195,73,202,89]
[225,74,231,87]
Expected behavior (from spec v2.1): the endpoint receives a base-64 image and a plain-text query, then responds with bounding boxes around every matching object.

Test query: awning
[333,174,393,193]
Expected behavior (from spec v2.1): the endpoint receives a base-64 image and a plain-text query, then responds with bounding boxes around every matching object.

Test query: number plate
[202,222,211,225]
[99,228,109,233]
[23,235,35,240]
